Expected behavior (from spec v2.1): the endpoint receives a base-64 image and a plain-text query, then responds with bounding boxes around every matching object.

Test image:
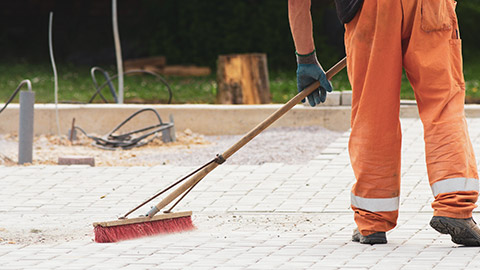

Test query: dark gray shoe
[352,228,387,245]
[430,216,480,246]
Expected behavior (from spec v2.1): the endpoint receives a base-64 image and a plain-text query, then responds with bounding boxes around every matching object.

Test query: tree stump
[216,53,271,104]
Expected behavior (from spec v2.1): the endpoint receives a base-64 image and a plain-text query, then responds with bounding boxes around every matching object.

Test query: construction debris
[0,129,210,167]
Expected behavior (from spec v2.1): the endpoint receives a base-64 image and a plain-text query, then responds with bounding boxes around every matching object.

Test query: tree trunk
[216,53,271,104]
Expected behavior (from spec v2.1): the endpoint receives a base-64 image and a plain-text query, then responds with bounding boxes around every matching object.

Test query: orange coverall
[346,0,479,236]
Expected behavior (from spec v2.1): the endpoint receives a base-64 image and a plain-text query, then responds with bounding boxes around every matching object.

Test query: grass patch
[464,52,480,103]
[0,58,479,104]
[0,62,211,104]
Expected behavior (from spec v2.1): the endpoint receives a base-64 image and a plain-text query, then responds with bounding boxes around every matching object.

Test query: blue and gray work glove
[296,50,333,106]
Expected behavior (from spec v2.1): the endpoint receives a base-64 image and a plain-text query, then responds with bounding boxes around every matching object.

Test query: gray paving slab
[1,118,480,269]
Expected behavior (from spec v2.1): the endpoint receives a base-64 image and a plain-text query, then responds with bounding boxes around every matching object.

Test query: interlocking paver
[1,117,480,269]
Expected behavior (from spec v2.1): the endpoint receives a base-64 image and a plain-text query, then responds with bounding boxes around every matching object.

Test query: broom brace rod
[146,57,347,217]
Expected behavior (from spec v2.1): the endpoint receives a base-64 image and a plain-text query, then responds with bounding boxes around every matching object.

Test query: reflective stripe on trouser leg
[351,194,399,212]
[431,178,479,197]
[351,194,400,235]
[430,177,479,218]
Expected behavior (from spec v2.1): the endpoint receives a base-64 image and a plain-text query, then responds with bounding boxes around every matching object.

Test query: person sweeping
[288,0,480,245]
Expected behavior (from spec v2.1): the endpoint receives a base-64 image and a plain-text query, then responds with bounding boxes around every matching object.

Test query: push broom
[93,57,347,243]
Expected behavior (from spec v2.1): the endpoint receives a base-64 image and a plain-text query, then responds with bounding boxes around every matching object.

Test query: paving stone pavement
[1,118,480,269]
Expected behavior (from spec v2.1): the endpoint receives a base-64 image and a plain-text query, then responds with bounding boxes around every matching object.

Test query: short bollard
[18,90,35,165]
[161,114,176,143]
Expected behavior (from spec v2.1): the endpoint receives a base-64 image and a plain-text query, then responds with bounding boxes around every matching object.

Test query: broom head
[93,211,194,243]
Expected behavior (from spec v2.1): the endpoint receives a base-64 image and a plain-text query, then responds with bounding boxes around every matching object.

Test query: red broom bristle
[94,216,195,243]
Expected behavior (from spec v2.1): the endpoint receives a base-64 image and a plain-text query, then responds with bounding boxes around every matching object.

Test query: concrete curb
[1,103,480,135]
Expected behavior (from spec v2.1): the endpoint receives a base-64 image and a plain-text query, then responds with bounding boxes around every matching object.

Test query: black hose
[90,67,118,103]
[0,80,32,115]
[74,108,174,150]
[88,69,173,104]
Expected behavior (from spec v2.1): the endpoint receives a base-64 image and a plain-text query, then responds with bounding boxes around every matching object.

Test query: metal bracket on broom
[119,154,226,219]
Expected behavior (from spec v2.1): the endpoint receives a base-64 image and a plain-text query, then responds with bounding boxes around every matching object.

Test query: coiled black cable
[88,68,173,104]
[0,80,32,114]
[74,108,174,150]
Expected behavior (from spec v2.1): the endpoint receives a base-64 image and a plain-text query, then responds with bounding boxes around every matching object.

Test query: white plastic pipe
[49,12,61,136]
[112,0,124,104]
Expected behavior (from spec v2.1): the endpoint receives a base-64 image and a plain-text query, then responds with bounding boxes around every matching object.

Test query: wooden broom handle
[149,57,347,216]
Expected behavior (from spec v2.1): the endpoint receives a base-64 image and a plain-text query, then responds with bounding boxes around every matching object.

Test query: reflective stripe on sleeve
[431,177,479,197]
[351,193,399,212]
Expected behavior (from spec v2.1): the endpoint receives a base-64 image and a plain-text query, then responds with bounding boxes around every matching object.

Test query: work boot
[352,228,387,245]
[430,216,480,246]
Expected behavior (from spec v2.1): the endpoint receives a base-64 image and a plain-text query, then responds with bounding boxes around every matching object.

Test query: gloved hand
[296,50,333,107]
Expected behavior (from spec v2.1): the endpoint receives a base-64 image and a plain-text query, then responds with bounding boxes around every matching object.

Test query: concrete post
[18,90,35,164]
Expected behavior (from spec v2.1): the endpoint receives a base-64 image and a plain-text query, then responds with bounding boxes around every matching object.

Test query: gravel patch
[149,126,342,165]
[0,126,342,166]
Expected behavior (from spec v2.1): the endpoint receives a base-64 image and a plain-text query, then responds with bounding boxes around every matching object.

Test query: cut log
[125,61,211,77]
[162,65,211,76]
[216,53,271,104]
[124,56,166,71]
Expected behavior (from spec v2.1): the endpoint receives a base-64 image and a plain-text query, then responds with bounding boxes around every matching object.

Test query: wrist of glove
[296,50,333,107]
[296,50,319,65]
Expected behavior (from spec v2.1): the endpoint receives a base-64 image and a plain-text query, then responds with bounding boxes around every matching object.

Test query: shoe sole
[430,216,480,246]
[359,237,387,245]
[352,231,387,245]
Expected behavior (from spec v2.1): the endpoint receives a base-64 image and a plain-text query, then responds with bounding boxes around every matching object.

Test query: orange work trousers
[345,0,479,236]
